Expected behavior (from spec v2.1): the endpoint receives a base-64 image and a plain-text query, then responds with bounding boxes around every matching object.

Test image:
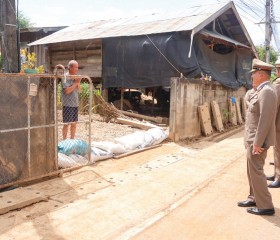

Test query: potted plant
[21,49,44,74]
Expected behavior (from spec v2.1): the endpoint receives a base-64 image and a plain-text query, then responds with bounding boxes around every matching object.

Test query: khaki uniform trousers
[273,131,280,181]
[247,146,274,209]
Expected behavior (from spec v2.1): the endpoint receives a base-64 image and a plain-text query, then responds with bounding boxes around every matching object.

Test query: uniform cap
[250,58,274,72]
[275,59,280,68]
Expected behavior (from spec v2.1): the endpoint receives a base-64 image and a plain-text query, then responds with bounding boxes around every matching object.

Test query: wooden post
[120,88,124,110]
[0,0,19,73]
[152,87,155,115]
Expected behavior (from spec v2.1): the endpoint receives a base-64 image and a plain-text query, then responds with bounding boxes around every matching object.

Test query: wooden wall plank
[49,40,102,78]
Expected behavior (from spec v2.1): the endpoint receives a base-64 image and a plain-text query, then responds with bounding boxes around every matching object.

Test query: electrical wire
[239,0,265,16]
[250,0,266,11]
[235,0,280,53]
[235,2,264,22]
[240,0,265,16]
[271,20,280,52]
[145,34,185,78]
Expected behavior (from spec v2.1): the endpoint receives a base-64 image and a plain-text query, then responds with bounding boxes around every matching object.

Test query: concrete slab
[236,97,243,124]
[0,188,47,215]
[211,100,224,132]
[198,104,213,136]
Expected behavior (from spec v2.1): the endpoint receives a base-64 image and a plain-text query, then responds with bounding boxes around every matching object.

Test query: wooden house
[28,1,257,139]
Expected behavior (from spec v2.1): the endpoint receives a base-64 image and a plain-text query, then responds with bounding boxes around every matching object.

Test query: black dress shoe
[268,180,280,188]
[237,200,256,207]
[247,207,275,216]
[270,162,275,165]
[266,175,275,181]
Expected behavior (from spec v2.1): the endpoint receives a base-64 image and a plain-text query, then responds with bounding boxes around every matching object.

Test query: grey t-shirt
[61,74,79,107]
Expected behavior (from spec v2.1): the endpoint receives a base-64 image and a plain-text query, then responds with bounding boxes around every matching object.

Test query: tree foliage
[18,11,34,29]
[256,44,278,64]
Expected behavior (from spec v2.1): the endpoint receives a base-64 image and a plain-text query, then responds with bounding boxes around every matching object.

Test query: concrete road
[131,144,280,240]
[0,128,279,240]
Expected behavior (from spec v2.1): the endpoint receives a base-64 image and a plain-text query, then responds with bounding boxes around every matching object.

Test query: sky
[18,0,280,49]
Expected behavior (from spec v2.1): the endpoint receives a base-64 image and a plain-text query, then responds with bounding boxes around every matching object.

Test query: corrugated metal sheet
[29,2,233,46]
[200,29,250,48]
[20,26,67,33]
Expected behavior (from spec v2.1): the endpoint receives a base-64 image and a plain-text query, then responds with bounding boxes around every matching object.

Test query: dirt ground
[89,114,149,142]
[57,111,148,142]
[4,112,277,240]
[57,110,240,145]
[4,127,278,240]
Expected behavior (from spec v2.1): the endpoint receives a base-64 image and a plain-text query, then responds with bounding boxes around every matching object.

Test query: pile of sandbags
[91,127,168,154]
[58,128,168,168]
[58,139,113,168]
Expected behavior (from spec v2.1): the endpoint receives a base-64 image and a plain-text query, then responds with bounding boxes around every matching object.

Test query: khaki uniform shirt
[244,83,277,148]
[274,78,280,131]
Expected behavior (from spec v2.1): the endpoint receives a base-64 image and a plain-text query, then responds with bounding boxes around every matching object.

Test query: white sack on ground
[87,147,113,162]
[140,132,155,148]
[115,131,146,151]
[146,128,168,145]
[58,153,80,168]
[91,141,127,154]
[69,154,89,165]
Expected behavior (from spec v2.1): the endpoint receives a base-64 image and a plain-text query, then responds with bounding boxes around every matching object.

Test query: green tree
[256,44,278,64]
[18,11,34,29]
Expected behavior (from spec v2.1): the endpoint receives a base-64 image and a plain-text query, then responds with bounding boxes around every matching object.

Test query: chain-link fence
[0,73,93,189]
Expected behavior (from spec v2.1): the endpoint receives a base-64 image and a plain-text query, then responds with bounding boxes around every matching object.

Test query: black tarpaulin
[194,37,253,89]
[102,32,253,89]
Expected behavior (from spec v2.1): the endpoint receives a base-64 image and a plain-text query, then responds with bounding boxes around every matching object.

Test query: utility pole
[265,0,272,63]
[0,0,19,73]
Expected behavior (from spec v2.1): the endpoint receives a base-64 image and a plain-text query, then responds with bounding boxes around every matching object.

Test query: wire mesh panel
[0,74,57,188]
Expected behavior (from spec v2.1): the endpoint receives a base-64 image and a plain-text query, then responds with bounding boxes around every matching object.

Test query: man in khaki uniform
[267,59,280,188]
[238,58,277,216]
[244,88,255,108]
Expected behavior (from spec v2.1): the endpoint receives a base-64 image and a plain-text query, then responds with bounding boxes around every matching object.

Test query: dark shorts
[63,106,78,123]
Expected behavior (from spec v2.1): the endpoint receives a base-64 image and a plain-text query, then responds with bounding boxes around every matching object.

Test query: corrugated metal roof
[29,2,235,46]
[29,2,253,51]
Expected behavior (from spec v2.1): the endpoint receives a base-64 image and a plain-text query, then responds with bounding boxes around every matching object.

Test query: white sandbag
[146,127,168,145]
[140,132,154,148]
[69,154,89,165]
[91,141,127,154]
[86,147,113,162]
[115,131,146,151]
[58,153,79,168]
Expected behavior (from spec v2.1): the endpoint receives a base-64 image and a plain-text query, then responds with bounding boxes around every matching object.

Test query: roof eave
[191,1,257,57]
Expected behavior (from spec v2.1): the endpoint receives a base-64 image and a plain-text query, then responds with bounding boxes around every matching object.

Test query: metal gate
[0,73,93,189]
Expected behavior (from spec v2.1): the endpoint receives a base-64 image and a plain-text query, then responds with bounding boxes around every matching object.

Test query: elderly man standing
[61,60,81,140]
[238,58,277,216]
[267,59,280,188]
